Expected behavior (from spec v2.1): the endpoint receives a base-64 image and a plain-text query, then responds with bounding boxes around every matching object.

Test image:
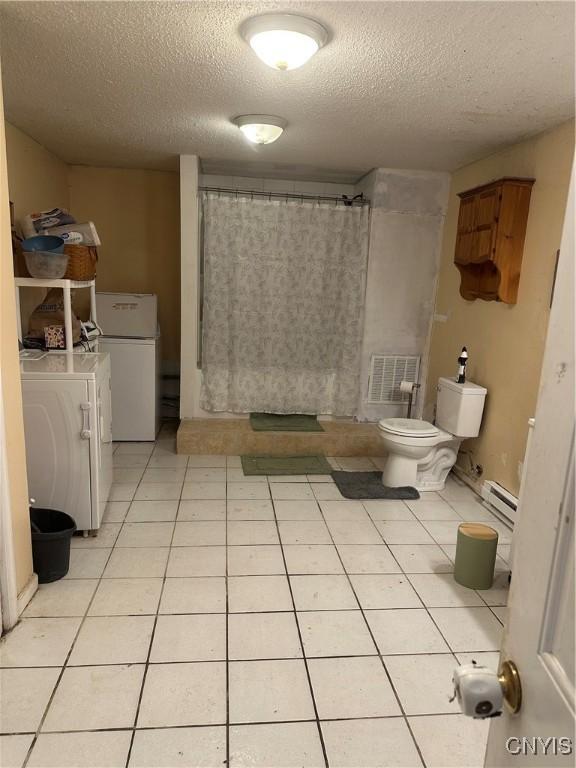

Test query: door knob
[453,660,522,718]
[498,660,522,714]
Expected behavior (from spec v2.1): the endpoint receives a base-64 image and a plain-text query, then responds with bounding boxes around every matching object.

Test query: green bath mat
[250,413,324,432]
[331,471,420,500]
[241,455,333,475]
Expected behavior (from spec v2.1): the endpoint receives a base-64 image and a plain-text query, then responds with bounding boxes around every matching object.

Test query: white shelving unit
[15,278,97,361]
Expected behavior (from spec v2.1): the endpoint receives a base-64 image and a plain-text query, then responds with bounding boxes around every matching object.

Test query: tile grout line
[12,431,172,762]
[16,433,175,755]
[312,491,429,768]
[324,477,502,732]
[123,438,181,768]
[356,493,506,712]
[0,604,507,616]
[18,458,136,768]
[358,499,469,665]
[17,433,171,762]
[6,711,471,740]
[2,646,504,673]
[366,496,508,644]
[412,493,510,618]
[315,491,466,665]
[268,476,331,768]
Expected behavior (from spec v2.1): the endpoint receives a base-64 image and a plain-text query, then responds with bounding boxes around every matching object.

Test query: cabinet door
[454,178,533,303]
[474,186,500,262]
[454,194,478,264]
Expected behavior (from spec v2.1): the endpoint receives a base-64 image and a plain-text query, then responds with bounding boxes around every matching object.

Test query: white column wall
[355,168,450,421]
[179,155,200,419]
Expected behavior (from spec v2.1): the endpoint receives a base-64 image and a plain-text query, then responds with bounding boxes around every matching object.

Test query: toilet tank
[436,377,487,437]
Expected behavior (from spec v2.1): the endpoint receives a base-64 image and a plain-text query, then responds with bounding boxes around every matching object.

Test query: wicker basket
[63,245,98,281]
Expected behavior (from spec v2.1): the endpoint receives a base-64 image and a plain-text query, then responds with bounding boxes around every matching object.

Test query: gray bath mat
[250,413,324,432]
[242,455,333,475]
[332,471,420,500]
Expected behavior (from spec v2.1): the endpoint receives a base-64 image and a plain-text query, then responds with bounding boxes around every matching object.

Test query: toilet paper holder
[399,380,421,418]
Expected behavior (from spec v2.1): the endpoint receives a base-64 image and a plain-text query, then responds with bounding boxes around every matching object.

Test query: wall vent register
[367,355,420,404]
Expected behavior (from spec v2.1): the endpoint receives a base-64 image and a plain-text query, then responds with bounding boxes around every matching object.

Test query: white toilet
[378,377,487,491]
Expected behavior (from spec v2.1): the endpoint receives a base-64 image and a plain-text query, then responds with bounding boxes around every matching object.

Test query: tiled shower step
[177,418,385,457]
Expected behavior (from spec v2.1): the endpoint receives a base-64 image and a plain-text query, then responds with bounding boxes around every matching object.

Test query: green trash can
[454,523,498,590]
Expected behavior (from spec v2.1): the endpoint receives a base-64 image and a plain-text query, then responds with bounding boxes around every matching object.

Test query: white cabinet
[99,336,160,441]
[96,292,161,441]
[20,352,112,532]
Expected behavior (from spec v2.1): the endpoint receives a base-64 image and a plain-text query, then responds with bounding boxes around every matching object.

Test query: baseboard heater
[481,481,518,527]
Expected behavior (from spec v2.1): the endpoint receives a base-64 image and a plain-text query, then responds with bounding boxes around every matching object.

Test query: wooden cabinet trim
[457,177,535,199]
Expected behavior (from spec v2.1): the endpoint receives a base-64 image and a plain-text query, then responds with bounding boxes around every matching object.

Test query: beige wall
[6,122,70,221]
[425,120,574,496]
[1,122,34,594]
[6,122,71,330]
[69,166,180,365]
[5,124,180,366]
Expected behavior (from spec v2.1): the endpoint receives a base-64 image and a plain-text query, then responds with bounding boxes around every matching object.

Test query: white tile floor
[0,423,511,768]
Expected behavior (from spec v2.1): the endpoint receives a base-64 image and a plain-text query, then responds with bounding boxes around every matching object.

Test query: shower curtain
[200,193,370,416]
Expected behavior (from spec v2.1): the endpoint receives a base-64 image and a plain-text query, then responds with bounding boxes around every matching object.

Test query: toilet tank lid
[439,377,487,396]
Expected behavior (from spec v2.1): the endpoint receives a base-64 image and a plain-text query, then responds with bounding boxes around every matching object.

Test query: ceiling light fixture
[234,115,287,145]
[241,13,328,71]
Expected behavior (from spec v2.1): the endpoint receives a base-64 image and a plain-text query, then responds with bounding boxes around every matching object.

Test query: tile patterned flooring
[0,423,510,767]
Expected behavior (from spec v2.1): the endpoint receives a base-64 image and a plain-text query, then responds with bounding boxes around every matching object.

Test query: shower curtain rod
[199,185,370,206]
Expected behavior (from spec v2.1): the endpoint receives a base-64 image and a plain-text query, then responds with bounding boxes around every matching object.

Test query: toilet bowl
[378,418,462,491]
[378,378,487,492]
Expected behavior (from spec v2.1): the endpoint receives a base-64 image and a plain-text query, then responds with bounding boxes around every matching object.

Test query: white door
[21,378,93,532]
[99,337,158,441]
[485,169,575,764]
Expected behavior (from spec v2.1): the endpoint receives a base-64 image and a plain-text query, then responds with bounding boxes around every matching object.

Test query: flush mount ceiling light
[234,115,287,145]
[241,13,328,71]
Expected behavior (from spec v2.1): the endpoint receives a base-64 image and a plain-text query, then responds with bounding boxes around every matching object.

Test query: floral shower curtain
[200,193,370,416]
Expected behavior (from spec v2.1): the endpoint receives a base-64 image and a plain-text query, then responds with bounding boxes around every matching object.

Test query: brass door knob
[498,660,522,714]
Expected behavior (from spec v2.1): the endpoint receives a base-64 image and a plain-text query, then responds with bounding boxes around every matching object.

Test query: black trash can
[30,508,77,583]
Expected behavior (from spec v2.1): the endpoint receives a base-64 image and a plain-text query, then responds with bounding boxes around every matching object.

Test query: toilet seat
[378,418,440,438]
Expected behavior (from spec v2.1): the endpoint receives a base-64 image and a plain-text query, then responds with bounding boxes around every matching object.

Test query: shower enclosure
[199,188,370,417]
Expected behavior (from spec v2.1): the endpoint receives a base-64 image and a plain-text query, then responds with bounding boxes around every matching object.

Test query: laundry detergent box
[22,208,76,238]
[45,221,101,247]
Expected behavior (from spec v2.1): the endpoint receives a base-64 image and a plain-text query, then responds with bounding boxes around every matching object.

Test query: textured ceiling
[0,1,574,181]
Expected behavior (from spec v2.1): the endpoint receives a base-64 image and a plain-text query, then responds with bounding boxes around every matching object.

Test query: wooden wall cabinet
[454,177,534,304]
